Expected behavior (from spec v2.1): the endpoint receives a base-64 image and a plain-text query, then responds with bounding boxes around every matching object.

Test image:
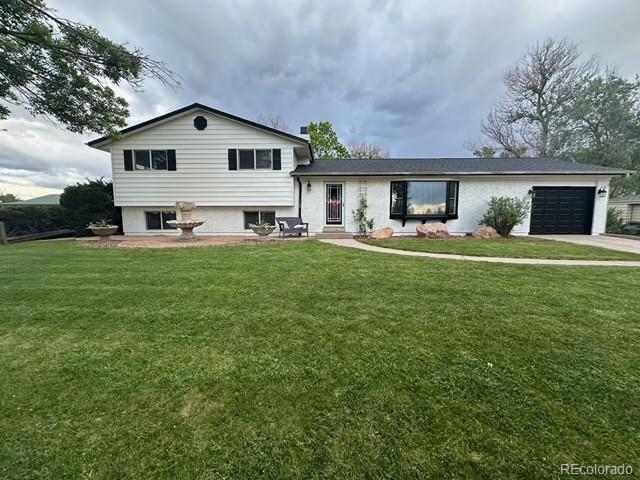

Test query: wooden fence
[0,222,74,245]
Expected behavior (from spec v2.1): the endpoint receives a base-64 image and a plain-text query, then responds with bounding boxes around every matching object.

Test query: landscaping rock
[416,223,449,239]
[472,226,501,239]
[371,227,394,239]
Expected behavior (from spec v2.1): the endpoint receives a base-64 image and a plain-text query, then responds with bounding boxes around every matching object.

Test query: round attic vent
[193,115,207,130]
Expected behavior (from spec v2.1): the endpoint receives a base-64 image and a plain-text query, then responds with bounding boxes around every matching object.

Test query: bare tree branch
[475,38,597,158]
[255,113,290,132]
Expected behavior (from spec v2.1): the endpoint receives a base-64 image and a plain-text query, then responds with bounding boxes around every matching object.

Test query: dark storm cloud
[2,0,640,196]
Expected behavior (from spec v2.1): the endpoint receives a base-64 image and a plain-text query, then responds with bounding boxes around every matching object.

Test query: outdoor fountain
[166,202,205,241]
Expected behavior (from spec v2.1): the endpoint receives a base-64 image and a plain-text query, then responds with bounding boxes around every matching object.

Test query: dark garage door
[529,187,595,235]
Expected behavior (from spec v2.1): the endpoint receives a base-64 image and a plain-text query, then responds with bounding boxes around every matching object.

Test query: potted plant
[87,219,118,242]
[249,221,276,239]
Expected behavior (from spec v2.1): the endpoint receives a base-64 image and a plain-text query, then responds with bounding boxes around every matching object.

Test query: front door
[325,183,343,225]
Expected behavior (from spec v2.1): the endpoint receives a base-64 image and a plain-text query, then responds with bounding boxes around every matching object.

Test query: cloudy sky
[2,0,640,198]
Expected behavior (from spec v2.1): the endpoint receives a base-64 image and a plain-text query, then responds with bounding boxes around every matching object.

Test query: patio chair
[276,217,309,238]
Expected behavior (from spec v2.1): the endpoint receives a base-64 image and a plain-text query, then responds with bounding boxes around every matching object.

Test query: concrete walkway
[537,234,640,255]
[319,239,640,267]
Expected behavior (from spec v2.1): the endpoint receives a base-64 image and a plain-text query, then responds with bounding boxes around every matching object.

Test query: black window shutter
[228,149,237,170]
[272,149,281,170]
[123,150,133,171]
[167,150,176,171]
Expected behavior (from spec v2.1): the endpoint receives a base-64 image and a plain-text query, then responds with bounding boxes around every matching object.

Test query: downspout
[296,177,303,218]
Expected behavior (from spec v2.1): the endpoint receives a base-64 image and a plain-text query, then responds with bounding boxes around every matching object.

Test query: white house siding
[609,203,631,223]
[121,205,300,235]
[609,201,640,223]
[109,109,301,207]
[299,175,611,235]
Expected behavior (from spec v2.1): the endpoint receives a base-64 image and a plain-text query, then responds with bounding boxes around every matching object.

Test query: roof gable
[87,103,311,150]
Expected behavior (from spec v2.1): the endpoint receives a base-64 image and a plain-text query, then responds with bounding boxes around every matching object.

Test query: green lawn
[363,236,640,260]
[1,240,639,479]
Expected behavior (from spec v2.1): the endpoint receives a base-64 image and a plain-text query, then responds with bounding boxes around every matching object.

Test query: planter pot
[88,225,118,242]
[250,225,276,239]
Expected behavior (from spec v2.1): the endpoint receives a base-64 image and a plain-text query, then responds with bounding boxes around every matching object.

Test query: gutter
[296,177,303,217]
[290,170,630,177]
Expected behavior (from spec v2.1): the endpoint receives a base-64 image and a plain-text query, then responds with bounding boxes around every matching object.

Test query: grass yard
[363,236,640,260]
[1,240,639,479]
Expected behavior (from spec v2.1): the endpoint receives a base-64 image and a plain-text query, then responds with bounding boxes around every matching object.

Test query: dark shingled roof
[292,158,628,176]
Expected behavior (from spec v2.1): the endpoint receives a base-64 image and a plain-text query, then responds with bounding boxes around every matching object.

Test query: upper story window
[238,149,272,169]
[390,181,459,220]
[228,149,281,171]
[135,150,168,170]
[124,149,176,171]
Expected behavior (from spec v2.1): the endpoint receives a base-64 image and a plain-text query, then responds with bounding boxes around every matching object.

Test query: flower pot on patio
[250,224,276,240]
[88,223,118,243]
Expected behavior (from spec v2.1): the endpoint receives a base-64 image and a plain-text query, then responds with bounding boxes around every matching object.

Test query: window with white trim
[243,211,276,229]
[145,210,177,230]
[135,150,168,170]
[237,149,273,169]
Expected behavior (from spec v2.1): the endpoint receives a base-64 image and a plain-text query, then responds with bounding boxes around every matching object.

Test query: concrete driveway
[537,235,640,255]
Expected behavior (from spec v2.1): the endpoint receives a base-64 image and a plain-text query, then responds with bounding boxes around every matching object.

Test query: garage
[529,186,595,234]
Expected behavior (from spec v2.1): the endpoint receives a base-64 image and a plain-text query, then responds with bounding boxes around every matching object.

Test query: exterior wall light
[597,187,607,198]
[528,188,533,196]
[306,179,312,192]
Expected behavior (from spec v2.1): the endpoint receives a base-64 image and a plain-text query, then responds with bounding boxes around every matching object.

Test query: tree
[472,38,640,194]
[561,70,640,196]
[0,192,20,203]
[255,113,289,132]
[567,71,640,166]
[470,144,497,158]
[349,142,389,159]
[0,204,66,235]
[0,0,179,134]
[59,178,120,234]
[474,38,595,157]
[307,121,349,159]
[610,174,640,197]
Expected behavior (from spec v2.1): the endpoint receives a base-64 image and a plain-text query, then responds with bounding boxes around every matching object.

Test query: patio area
[79,234,309,248]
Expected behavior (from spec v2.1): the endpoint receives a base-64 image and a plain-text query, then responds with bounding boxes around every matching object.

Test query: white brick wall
[120,174,611,236]
[299,175,611,236]
[121,205,298,235]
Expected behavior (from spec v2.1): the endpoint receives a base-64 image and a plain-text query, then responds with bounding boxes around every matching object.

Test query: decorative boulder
[371,227,394,239]
[472,226,501,239]
[416,223,449,239]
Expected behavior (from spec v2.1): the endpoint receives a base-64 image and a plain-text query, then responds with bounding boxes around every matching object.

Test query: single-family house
[608,196,640,225]
[88,103,627,236]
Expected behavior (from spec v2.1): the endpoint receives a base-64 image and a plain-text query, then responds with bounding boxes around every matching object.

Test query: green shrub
[480,196,530,237]
[606,207,626,234]
[0,205,68,236]
[60,178,121,235]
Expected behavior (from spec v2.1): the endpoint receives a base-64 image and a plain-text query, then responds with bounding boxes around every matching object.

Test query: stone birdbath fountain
[166,202,205,241]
